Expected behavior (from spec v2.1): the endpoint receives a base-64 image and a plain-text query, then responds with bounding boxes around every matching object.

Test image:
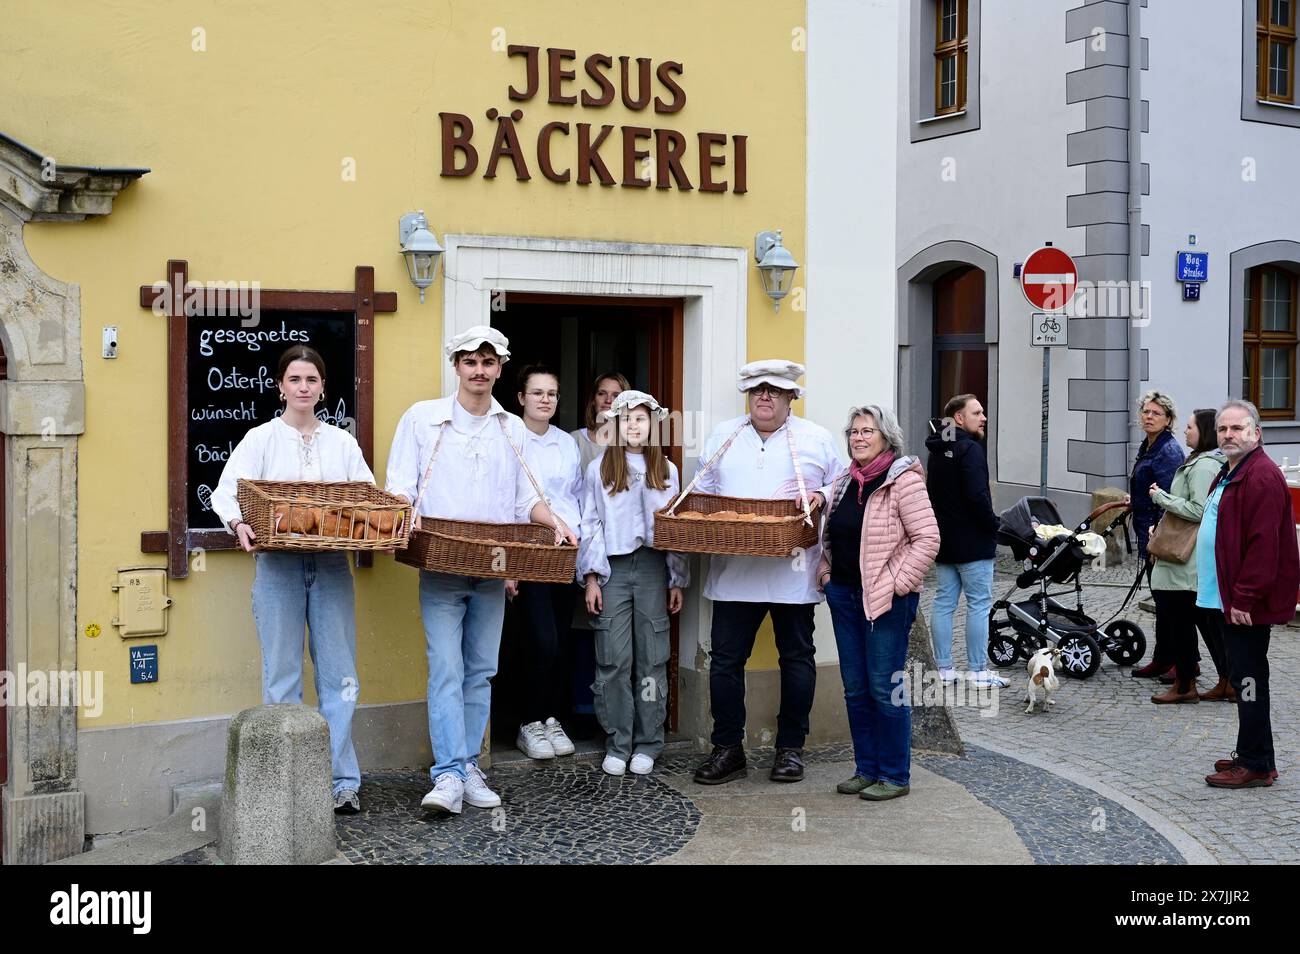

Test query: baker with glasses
[690,360,845,786]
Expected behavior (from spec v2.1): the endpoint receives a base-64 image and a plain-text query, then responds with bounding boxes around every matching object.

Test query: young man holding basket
[691,360,844,785]
[386,326,576,815]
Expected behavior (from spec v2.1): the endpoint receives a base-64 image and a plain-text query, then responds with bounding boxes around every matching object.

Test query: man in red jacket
[1197,400,1299,788]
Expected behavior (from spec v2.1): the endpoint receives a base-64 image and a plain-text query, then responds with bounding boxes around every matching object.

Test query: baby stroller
[987,497,1147,678]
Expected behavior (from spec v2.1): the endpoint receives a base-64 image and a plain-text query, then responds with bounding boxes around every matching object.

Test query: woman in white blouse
[570,370,628,474]
[578,390,688,777]
[511,364,584,762]
[211,345,375,816]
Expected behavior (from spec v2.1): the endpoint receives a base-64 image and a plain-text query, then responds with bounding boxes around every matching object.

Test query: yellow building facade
[1,0,827,859]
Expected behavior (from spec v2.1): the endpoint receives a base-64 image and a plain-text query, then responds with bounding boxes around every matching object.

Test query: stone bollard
[1089,487,1130,566]
[906,610,964,756]
[220,704,336,865]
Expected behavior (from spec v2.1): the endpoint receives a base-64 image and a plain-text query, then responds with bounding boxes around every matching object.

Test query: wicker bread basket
[396,520,577,583]
[654,493,821,557]
[236,479,412,551]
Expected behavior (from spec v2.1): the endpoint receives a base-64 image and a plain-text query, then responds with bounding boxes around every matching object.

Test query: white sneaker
[543,717,576,756]
[420,773,463,815]
[630,754,655,775]
[969,670,1011,689]
[602,755,627,776]
[464,763,502,809]
[516,721,556,760]
[939,667,959,684]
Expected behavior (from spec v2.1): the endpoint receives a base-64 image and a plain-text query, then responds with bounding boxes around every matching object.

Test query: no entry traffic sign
[1021,246,1078,312]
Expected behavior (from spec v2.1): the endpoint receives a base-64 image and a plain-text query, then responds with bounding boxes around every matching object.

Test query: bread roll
[319,508,357,538]
[367,510,397,534]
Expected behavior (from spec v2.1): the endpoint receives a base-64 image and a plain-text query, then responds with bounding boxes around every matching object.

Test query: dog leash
[1093,558,1149,628]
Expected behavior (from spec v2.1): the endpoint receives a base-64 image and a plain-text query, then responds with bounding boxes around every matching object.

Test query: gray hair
[844,405,905,456]
[1139,388,1177,429]
[1217,398,1261,430]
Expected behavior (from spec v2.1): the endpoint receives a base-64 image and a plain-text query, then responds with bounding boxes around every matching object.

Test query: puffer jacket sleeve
[890,469,941,593]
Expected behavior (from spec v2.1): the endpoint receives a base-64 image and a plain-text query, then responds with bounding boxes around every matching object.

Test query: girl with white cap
[578,390,689,776]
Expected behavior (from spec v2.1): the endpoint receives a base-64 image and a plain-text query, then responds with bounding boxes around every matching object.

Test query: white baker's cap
[444,324,511,363]
[737,358,805,398]
[600,389,669,422]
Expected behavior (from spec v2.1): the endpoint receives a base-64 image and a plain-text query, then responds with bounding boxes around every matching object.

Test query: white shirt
[524,423,583,534]
[578,452,690,589]
[211,417,375,532]
[693,414,845,604]
[385,394,540,522]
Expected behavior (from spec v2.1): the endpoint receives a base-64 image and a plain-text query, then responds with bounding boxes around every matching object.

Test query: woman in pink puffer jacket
[813,404,940,802]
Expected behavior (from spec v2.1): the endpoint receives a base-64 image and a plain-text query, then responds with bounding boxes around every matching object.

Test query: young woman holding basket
[211,344,375,815]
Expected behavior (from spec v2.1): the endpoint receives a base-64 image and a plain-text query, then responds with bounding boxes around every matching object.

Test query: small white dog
[1024,647,1062,714]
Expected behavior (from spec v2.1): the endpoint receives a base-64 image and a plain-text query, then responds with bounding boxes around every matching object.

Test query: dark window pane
[1270,41,1289,95]
[934,266,985,335]
[937,350,988,418]
[941,0,958,41]
[940,56,956,108]
[1260,347,1291,409]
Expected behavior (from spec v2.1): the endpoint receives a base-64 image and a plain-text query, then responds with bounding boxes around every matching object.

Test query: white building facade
[810,0,1300,524]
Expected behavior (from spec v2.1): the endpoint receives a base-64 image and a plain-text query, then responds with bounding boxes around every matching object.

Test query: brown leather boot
[1199,677,1236,702]
[1151,681,1199,704]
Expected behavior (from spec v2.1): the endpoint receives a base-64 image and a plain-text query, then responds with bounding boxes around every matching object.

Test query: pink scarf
[849,451,895,504]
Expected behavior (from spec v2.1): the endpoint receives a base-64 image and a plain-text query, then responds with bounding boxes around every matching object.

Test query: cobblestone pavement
[921,558,1299,864]
[163,741,1179,864]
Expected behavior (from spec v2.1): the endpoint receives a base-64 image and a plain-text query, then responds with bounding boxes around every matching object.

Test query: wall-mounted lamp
[399,210,444,303]
[754,229,798,312]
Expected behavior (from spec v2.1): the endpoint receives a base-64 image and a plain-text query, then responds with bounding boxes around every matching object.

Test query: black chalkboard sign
[186,311,357,529]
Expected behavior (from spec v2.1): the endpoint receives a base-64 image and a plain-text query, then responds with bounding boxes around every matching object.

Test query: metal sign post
[1030,312,1066,498]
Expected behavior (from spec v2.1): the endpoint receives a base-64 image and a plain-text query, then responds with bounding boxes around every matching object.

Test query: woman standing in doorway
[513,363,585,760]
[211,344,375,815]
[571,371,629,474]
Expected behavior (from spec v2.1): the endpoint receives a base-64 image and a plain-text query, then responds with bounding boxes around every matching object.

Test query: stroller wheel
[1057,633,1102,679]
[1102,619,1146,666]
[1016,632,1048,660]
[988,634,1019,669]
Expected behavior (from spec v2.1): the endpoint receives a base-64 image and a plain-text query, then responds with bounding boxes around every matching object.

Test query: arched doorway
[897,241,999,476]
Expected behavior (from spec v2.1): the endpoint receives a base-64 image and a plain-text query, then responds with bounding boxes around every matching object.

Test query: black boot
[693,744,747,785]
[770,747,805,782]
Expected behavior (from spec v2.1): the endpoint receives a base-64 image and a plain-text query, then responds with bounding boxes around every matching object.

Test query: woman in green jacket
[1148,408,1229,704]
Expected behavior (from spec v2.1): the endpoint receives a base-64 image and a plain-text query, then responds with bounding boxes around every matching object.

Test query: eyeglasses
[750,384,793,398]
[1140,409,1167,418]
[849,428,878,439]
[525,390,559,400]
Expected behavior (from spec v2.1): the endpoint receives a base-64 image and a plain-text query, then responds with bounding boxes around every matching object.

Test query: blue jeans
[251,552,360,795]
[929,560,994,672]
[824,583,919,787]
[418,570,506,781]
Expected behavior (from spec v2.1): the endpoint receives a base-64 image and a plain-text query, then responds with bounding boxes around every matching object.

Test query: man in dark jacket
[925,394,1007,688]
[1197,400,1299,789]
